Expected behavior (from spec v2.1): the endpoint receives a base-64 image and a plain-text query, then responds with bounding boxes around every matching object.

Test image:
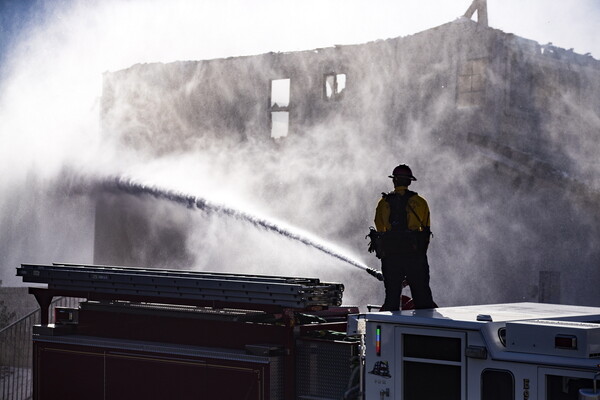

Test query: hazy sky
[1,0,599,75]
[2,0,597,173]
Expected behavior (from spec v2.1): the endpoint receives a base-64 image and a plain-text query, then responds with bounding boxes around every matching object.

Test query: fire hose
[365,267,384,281]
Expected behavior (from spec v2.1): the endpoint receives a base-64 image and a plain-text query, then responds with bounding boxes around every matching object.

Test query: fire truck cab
[361,303,600,399]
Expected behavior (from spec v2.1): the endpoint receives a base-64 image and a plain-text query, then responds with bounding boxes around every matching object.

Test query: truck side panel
[34,340,277,400]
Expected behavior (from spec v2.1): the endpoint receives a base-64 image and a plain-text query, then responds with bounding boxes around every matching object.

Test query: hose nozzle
[365,267,384,281]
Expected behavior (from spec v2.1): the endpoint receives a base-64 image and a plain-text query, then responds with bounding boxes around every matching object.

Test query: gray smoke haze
[1,0,599,309]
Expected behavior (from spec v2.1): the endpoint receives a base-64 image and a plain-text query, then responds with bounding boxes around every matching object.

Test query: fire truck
[17,263,600,399]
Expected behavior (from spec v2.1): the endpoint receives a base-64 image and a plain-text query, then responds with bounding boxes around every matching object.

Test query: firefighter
[374,164,437,310]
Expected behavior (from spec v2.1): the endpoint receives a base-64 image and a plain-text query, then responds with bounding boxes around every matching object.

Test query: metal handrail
[0,307,39,337]
[0,296,82,400]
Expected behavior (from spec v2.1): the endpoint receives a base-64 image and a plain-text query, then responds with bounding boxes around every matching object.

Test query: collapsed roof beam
[464,0,488,27]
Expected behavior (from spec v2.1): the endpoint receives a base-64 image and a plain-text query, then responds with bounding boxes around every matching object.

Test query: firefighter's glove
[366,227,383,258]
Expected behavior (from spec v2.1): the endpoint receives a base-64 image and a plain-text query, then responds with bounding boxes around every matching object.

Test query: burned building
[96,10,600,307]
[101,16,600,160]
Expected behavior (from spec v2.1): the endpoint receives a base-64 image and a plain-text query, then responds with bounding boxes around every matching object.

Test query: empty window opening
[325,75,335,98]
[457,59,486,107]
[269,78,290,139]
[271,111,289,139]
[324,73,346,100]
[337,74,346,92]
[271,79,290,109]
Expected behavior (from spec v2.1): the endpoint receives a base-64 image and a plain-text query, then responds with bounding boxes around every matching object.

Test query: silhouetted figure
[373,164,436,310]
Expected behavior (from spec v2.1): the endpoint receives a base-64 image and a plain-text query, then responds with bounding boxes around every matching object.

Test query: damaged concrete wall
[102,19,600,161]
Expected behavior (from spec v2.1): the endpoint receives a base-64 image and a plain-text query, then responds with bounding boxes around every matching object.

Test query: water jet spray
[100,176,384,281]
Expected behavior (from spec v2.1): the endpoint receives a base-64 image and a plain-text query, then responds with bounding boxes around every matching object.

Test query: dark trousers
[380,253,436,311]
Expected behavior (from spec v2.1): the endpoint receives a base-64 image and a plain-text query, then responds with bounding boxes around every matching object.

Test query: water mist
[1,0,599,310]
[100,176,379,276]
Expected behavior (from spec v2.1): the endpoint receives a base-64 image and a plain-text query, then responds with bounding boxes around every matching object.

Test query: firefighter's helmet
[389,164,417,181]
